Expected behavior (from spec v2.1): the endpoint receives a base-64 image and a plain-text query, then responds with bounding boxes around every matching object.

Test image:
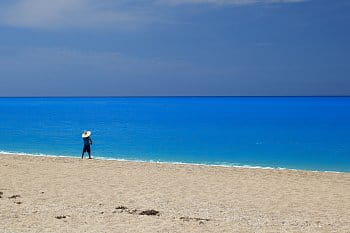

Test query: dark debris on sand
[115,206,128,210]
[8,194,21,199]
[180,216,211,222]
[139,210,160,216]
[113,206,160,216]
[110,205,211,224]
[55,215,69,219]
[127,209,138,214]
[0,191,3,198]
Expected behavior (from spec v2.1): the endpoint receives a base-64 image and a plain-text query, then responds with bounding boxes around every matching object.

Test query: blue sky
[0,0,349,96]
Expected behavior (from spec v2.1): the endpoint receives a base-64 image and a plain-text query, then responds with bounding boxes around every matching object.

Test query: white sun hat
[82,130,92,138]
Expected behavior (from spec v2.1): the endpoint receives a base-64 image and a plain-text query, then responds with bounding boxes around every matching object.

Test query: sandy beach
[0,153,349,233]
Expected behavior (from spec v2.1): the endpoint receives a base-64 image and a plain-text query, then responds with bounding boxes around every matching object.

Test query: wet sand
[0,153,349,232]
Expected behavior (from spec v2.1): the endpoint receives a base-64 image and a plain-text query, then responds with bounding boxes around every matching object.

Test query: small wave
[0,150,343,174]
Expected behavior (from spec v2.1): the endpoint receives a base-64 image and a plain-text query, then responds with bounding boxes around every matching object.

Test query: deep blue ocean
[0,97,349,172]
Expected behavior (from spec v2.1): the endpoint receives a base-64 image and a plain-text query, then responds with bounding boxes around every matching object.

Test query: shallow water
[0,97,349,172]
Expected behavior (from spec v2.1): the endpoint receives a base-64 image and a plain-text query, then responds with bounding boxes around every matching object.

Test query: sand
[0,153,349,233]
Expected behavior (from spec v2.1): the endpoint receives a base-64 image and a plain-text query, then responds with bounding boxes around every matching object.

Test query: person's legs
[87,146,91,159]
[82,146,87,159]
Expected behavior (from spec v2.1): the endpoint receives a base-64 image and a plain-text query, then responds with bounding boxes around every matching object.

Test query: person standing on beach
[82,130,93,159]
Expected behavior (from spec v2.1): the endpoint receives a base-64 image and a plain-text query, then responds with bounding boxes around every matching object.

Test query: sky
[0,0,349,96]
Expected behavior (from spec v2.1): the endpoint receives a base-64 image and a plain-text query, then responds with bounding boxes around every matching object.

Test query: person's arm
[89,138,93,145]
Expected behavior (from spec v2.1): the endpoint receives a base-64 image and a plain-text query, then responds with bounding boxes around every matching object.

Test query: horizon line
[0,95,350,98]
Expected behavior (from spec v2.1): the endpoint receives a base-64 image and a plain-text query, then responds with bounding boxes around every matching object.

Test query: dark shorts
[83,145,91,153]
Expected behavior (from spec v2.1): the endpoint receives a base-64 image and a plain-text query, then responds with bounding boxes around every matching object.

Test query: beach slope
[0,154,349,232]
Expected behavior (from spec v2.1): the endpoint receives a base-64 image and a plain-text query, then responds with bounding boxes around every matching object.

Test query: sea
[0,97,349,172]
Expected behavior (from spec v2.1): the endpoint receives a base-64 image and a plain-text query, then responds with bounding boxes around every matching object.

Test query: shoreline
[0,151,346,174]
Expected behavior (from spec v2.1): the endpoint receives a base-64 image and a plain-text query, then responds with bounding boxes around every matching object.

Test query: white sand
[0,153,349,232]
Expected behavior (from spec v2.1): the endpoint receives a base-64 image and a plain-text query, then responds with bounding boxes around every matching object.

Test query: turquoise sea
[0,97,349,172]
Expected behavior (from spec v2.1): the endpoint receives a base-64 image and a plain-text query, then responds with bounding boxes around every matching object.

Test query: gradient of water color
[0,97,349,172]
